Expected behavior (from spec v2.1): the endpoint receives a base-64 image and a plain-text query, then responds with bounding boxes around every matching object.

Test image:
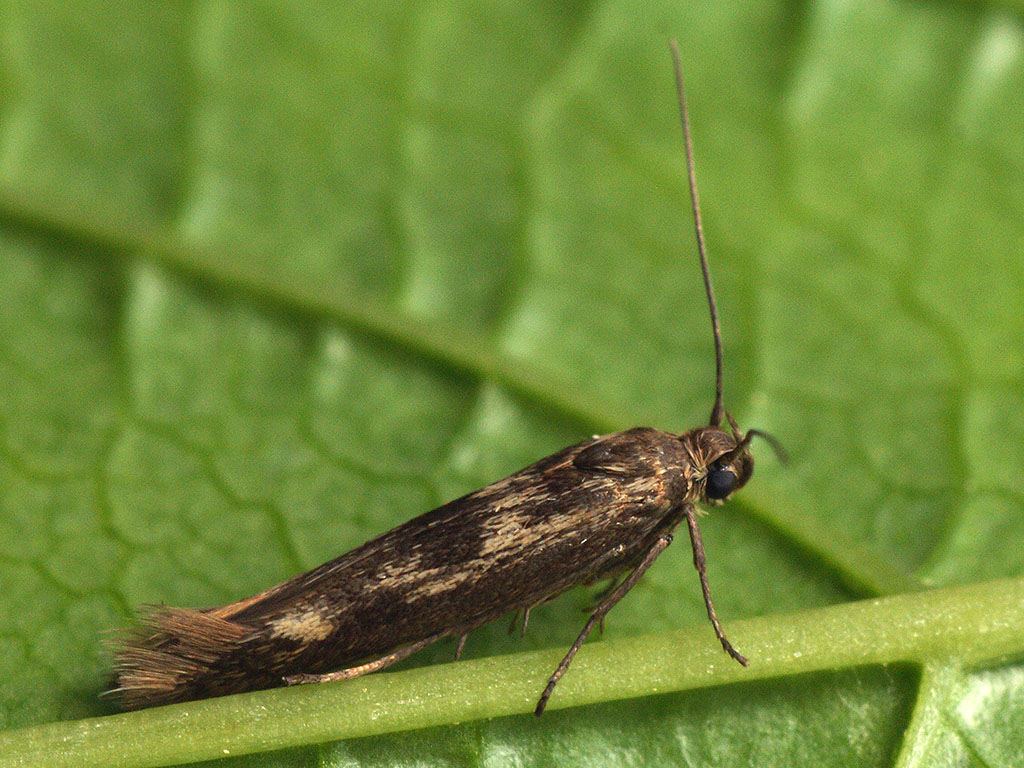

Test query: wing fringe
[106,605,252,710]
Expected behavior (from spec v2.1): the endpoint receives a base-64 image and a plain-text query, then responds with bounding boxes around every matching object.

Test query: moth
[109,40,783,716]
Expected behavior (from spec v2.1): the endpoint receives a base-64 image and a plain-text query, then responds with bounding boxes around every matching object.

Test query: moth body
[110,426,753,710]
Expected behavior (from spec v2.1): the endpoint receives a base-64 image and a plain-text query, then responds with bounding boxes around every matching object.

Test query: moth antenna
[719,429,789,467]
[669,39,724,427]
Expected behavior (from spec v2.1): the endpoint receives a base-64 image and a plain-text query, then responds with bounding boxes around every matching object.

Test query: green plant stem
[2,576,1022,768]
[892,662,961,768]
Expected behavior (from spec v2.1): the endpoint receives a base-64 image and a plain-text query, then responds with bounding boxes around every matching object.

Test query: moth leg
[571,578,617,636]
[684,504,747,666]
[590,578,623,636]
[507,606,532,638]
[535,533,673,716]
[453,633,468,661]
[519,606,530,638]
[284,630,449,687]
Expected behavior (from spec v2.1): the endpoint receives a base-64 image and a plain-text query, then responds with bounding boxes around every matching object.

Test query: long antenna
[669,39,724,427]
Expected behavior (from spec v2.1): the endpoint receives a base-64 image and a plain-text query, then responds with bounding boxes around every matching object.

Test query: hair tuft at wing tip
[107,606,251,710]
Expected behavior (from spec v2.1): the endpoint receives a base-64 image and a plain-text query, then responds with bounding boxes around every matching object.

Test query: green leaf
[0,1,1022,767]
[3,579,1023,768]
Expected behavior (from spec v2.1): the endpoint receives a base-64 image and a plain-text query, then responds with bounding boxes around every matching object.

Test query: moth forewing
[109,41,781,715]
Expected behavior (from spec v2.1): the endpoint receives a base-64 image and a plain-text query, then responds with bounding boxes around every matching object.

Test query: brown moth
[108,40,783,716]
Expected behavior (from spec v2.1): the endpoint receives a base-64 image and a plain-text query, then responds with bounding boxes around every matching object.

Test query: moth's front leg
[683,505,747,666]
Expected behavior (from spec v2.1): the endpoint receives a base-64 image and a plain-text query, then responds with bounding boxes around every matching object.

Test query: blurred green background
[0,0,1022,765]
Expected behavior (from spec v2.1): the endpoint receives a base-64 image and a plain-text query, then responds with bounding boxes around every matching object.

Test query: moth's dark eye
[705,465,737,500]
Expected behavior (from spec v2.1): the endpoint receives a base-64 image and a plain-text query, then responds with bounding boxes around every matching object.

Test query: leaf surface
[0,1,1022,766]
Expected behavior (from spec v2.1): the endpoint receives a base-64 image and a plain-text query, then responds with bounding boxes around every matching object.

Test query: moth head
[691,428,752,505]
[690,415,786,505]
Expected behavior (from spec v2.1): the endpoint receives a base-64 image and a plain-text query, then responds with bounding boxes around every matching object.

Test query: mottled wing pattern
[111,428,691,707]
